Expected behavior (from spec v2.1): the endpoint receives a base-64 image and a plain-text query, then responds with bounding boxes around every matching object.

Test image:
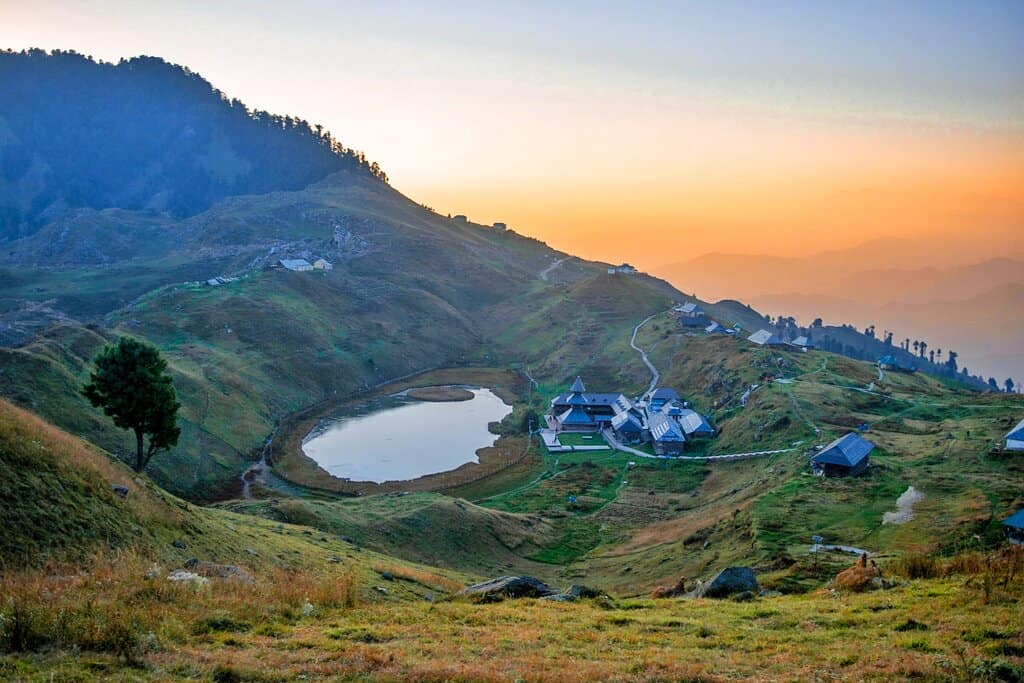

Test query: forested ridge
[0,49,387,239]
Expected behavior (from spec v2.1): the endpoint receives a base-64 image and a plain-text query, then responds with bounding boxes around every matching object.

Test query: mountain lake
[301,387,512,483]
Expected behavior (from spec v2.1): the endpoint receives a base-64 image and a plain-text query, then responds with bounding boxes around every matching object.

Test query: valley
[1,49,1022,682]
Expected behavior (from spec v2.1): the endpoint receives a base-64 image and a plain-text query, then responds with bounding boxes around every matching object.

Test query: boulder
[565,584,604,599]
[459,576,556,601]
[694,567,759,599]
[167,570,208,585]
[111,484,129,498]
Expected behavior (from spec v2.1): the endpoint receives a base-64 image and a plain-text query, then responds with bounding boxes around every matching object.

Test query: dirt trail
[539,257,569,281]
[630,312,663,396]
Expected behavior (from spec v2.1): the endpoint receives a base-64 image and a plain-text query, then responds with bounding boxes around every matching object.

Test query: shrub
[894,553,938,580]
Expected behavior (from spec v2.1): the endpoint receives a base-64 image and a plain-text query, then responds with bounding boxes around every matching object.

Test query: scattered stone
[301,600,315,617]
[111,484,129,498]
[375,586,389,595]
[172,539,187,549]
[145,564,163,579]
[326,556,342,564]
[379,571,394,581]
[565,584,604,599]
[541,593,578,602]
[167,570,208,585]
[693,567,759,599]
[458,576,556,602]
[731,590,756,602]
[182,559,255,583]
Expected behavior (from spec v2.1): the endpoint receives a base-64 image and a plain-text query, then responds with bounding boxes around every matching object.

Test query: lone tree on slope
[82,336,181,473]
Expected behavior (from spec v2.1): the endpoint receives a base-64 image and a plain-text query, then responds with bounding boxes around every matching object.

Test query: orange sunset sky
[3,1,1023,267]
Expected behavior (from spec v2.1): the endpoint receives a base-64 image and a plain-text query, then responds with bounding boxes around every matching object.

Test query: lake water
[301,388,512,483]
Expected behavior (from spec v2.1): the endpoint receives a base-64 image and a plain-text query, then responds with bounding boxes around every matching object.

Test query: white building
[279,259,313,272]
[747,329,785,346]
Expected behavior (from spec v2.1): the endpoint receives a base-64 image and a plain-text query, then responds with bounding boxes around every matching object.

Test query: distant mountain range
[656,243,1024,383]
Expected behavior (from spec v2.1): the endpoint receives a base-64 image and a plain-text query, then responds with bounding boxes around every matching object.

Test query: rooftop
[1003,509,1024,530]
[812,432,875,468]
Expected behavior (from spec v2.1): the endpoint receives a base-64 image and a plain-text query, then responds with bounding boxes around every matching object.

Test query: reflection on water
[301,388,512,483]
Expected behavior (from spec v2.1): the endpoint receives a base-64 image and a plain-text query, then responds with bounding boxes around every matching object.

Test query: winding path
[630,311,664,396]
[539,257,570,282]
[602,428,794,462]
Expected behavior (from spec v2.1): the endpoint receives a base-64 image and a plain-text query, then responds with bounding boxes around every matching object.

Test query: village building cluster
[545,376,715,455]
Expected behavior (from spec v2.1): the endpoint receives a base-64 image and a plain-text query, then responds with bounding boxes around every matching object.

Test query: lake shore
[406,386,475,402]
[268,367,538,495]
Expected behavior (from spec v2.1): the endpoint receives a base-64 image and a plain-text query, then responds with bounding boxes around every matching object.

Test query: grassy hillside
[0,399,464,586]
[1,171,624,498]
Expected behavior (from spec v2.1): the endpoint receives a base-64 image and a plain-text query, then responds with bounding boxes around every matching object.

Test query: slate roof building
[811,432,875,477]
[648,412,686,455]
[550,377,631,432]
[878,355,916,373]
[611,410,645,443]
[313,258,333,271]
[705,321,724,334]
[279,258,313,272]
[1002,509,1024,545]
[788,335,814,351]
[676,408,715,438]
[677,302,705,316]
[646,387,681,412]
[1004,418,1024,451]
[748,329,785,346]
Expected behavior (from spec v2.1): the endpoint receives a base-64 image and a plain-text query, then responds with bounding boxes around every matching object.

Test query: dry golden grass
[406,386,475,402]
[2,551,1022,682]
[372,564,465,593]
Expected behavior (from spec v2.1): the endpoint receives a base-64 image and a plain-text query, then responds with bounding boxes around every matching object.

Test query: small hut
[811,433,874,477]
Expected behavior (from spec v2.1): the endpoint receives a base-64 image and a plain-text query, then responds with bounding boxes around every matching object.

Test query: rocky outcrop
[183,558,255,583]
[459,576,556,601]
[693,567,759,599]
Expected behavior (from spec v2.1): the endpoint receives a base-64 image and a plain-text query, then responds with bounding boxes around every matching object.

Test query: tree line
[0,49,388,240]
[764,314,1017,393]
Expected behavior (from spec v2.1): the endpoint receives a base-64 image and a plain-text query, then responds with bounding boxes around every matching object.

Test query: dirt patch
[406,386,474,402]
[882,486,925,525]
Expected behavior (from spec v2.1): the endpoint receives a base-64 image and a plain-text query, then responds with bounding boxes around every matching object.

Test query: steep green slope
[223,493,560,580]
[0,397,475,606]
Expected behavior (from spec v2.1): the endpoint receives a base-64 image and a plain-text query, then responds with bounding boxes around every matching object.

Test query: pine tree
[82,337,181,472]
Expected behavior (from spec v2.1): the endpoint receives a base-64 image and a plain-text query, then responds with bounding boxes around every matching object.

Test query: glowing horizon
[3,1,1023,267]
